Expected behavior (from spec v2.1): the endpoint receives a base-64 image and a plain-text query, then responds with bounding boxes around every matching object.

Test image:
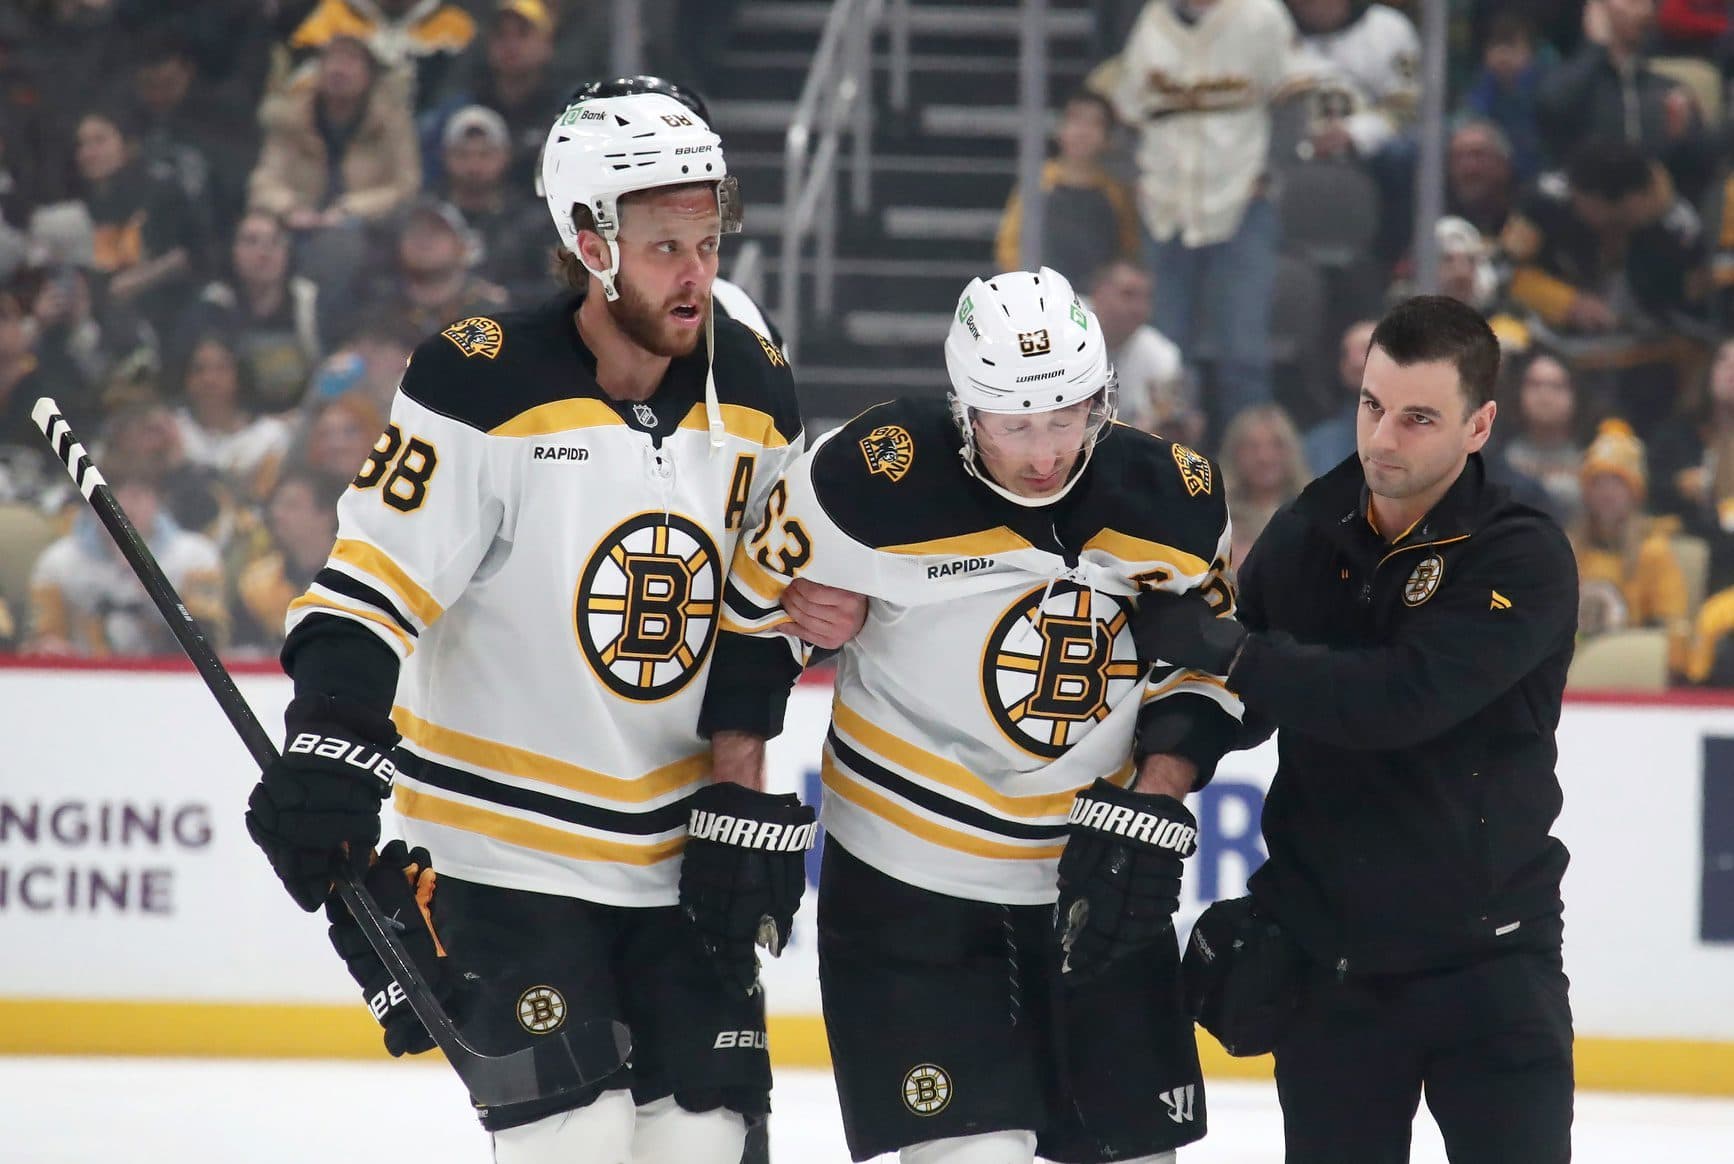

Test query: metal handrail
[780,0,909,363]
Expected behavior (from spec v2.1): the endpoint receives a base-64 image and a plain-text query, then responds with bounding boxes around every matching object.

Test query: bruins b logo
[441,316,504,359]
[981,583,1146,758]
[859,424,914,483]
[576,513,721,701]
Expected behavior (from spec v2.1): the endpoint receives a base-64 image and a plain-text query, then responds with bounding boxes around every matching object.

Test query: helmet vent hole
[681,166,689,174]
[981,358,996,367]
[1022,400,1032,408]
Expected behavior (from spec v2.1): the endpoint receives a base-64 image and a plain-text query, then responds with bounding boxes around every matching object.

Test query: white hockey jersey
[712,399,1244,905]
[1299,3,1422,157]
[284,297,802,907]
[1110,0,1328,246]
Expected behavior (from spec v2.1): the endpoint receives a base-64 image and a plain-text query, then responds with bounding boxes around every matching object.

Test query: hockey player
[242,91,862,1162]
[701,268,1244,1163]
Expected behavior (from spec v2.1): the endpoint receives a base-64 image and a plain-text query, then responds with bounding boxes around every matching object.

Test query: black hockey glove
[1055,777,1199,981]
[326,840,468,1057]
[245,694,399,912]
[679,781,818,997]
[1132,589,1248,676]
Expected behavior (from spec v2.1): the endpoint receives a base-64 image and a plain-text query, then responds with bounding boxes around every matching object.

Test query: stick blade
[456,1018,632,1112]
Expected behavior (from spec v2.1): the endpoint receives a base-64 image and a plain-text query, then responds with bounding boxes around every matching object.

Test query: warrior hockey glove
[679,782,818,997]
[1132,589,1248,677]
[326,840,468,1057]
[1055,777,1199,981]
[246,694,399,911]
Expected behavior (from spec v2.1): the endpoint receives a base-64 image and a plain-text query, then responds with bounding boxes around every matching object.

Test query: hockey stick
[32,397,629,1111]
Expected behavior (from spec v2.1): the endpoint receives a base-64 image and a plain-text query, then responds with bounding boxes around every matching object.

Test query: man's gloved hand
[1132,589,1248,675]
[245,694,399,911]
[679,781,818,996]
[1055,777,1199,981]
[326,840,468,1057]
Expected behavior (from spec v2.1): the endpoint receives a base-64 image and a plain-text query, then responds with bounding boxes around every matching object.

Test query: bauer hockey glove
[1055,778,1199,981]
[326,840,468,1057]
[679,782,818,996]
[246,694,399,911]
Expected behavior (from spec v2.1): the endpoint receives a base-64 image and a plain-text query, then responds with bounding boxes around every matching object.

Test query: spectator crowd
[3,0,1734,690]
[997,0,1734,689]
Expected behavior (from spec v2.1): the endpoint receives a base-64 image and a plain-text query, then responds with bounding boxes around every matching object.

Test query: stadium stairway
[704,0,1099,429]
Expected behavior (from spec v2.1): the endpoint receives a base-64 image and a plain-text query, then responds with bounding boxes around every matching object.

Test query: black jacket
[1231,453,1577,974]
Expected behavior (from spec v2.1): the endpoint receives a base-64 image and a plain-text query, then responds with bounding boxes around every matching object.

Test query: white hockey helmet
[945,267,1116,505]
[540,91,741,301]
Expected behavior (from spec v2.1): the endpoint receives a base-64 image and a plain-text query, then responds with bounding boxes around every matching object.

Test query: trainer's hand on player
[781,578,866,650]
[1132,589,1248,676]
[245,694,399,911]
[1055,777,1199,981]
[327,840,469,1056]
[680,781,818,996]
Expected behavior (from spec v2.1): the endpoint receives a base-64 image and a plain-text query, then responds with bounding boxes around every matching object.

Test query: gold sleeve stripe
[330,539,443,626]
[1143,669,1230,699]
[489,398,627,437]
[728,546,791,605]
[394,785,685,867]
[823,758,1067,861]
[720,612,791,636]
[1083,529,1211,578]
[833,700,1087,819]
[677,403,792,449]
[881,527,1032,558]
[287,593,414,655]
[392,708,710,803]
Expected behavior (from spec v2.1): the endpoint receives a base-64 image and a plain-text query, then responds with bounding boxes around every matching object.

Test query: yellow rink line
[1,1001,1731,1098]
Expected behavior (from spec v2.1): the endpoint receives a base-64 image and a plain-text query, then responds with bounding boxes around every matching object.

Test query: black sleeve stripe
[395,751,692,836]
[314,568,419,637]
[828,731,1070,842]
[724,579,781,622]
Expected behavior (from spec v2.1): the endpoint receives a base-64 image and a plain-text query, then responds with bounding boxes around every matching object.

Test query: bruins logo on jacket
[1403,553,1444,606]
[980,582,1145,759]
[441,316,504,359]
[859,424,915,483]
[1172,443,1212,497]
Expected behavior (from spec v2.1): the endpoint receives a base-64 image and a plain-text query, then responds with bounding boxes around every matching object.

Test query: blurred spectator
[994,91,1140,288]
[1537,0,1714,201]
[1499,141,1703,358]
[303,314,417,413]
[0,11,58,228]
[288,0,478,110]
[0,285,84,504]
[231,465,346,650]
[1461,12,1551,181]
[1647,338,1734,596]
[26,474,227,656]
[1433,216,1500,312]
[1221,402,1310,570]
[1086,258,1196,443]
[1497,351,1587,523]
[1301,317,1376,476]
[1108,0,1323,425]
[434,105,548,301]
[178,210,326,415]
[370,197,507,339]
[1445,118,1518,240]
[22,261,148,400]
[172,333,292,503]
[1569,418,1689,651]
[129,32,256,244]
[1287,0,1421,162]
[287,390,386,481]
[434,0,563,188]
[97,397,224,537]
[248,34,420,293]
[74,107,206,339]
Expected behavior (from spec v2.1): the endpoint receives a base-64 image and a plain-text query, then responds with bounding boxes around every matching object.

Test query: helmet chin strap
[958,430,1099,508]
[704,304,724,451]
[583,236,622,301]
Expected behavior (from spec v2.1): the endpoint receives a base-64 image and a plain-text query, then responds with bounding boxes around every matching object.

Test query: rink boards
[1,660,1731,1096]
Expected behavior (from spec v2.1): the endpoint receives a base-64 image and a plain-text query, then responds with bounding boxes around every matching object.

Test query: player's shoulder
[708,314,801,447]
[398,296,586,432]
[1087,423,1228,561]
[806,397,978,547]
